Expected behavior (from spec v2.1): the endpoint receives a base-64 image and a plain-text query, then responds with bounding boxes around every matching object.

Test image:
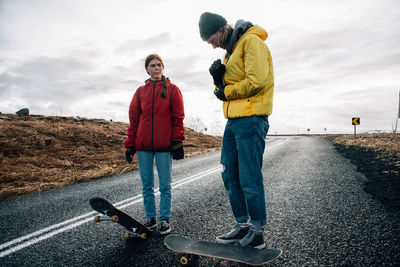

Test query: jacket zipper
[151,81,156,150]
[223,58,230,119]
[226,101,230,118]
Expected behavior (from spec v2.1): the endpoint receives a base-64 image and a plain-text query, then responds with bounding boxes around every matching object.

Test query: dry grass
[0,114,222,201]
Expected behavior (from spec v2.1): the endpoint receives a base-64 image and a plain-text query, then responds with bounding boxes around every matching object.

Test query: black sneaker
[216,224,250,244]
[239,228,266,249]
[159,220,171,235]
[144,218,157,231]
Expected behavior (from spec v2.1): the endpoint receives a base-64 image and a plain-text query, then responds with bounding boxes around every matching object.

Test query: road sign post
[352,117,360,138]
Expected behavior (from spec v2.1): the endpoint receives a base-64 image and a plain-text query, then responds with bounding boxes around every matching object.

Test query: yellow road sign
[352,117,360,125]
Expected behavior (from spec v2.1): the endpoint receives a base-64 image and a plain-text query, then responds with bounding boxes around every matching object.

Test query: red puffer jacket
[124,78,185,151]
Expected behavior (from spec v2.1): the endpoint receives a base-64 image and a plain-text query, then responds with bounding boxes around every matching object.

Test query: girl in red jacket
[124,54,185,234]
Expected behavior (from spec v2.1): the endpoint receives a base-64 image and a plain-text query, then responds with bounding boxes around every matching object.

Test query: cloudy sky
[1,0,399,134]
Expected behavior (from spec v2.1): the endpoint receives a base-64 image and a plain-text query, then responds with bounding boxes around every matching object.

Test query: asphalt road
[1,136,399,266]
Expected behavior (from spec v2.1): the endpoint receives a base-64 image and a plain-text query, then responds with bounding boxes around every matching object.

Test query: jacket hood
[247,24,268,41]
[226,20,268,55]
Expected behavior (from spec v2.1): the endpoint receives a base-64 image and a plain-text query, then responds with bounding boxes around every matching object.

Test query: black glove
[171,141,184,160]
[125,147,136,163]
[214,85,227,101]
[209,59,226,86]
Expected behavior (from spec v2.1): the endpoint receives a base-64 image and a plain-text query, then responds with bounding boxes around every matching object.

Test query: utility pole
[393,89,400,133]
[398,89,400,119]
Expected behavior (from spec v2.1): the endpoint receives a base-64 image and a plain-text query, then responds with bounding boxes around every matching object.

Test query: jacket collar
[225,19,254,55]
[145,77,170,84]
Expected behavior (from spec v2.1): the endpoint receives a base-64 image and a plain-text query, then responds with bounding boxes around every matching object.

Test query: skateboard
[89,197,152,240]
[164,234,282,266]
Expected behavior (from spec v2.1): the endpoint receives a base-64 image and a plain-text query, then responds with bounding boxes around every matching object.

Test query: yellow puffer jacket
[222,23,274,119]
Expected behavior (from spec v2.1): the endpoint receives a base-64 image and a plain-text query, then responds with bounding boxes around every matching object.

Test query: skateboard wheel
[125,232,131,240]
[94,216,100,222]
[111,215,118,222]
[140,233,147,239]
[180,256,189,265]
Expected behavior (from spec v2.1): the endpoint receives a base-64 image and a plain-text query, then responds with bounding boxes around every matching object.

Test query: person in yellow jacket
[199,12,274,249]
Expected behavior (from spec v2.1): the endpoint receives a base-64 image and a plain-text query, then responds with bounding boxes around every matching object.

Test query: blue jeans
[220,116,269,226]
[137,151,172,221]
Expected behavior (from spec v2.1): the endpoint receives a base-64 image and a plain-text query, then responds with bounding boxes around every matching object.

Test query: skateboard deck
[164,234,281,266]
[89,197,151,239]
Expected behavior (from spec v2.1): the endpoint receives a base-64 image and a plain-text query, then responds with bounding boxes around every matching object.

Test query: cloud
[115,32,173,56]
[1,0,399,133]
[272,0,400,98]
[0,52,140,117]
[166,54,213,91]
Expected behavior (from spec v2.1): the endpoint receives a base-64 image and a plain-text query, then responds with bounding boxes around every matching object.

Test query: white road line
[0,166,221,258]
[0,138,287,258]
[266,137,289,152]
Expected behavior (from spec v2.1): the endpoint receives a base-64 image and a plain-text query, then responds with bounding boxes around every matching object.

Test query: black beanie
[198,12,227,41]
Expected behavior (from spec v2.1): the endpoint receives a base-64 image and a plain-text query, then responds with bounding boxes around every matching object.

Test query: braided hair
[160,75,167,99]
